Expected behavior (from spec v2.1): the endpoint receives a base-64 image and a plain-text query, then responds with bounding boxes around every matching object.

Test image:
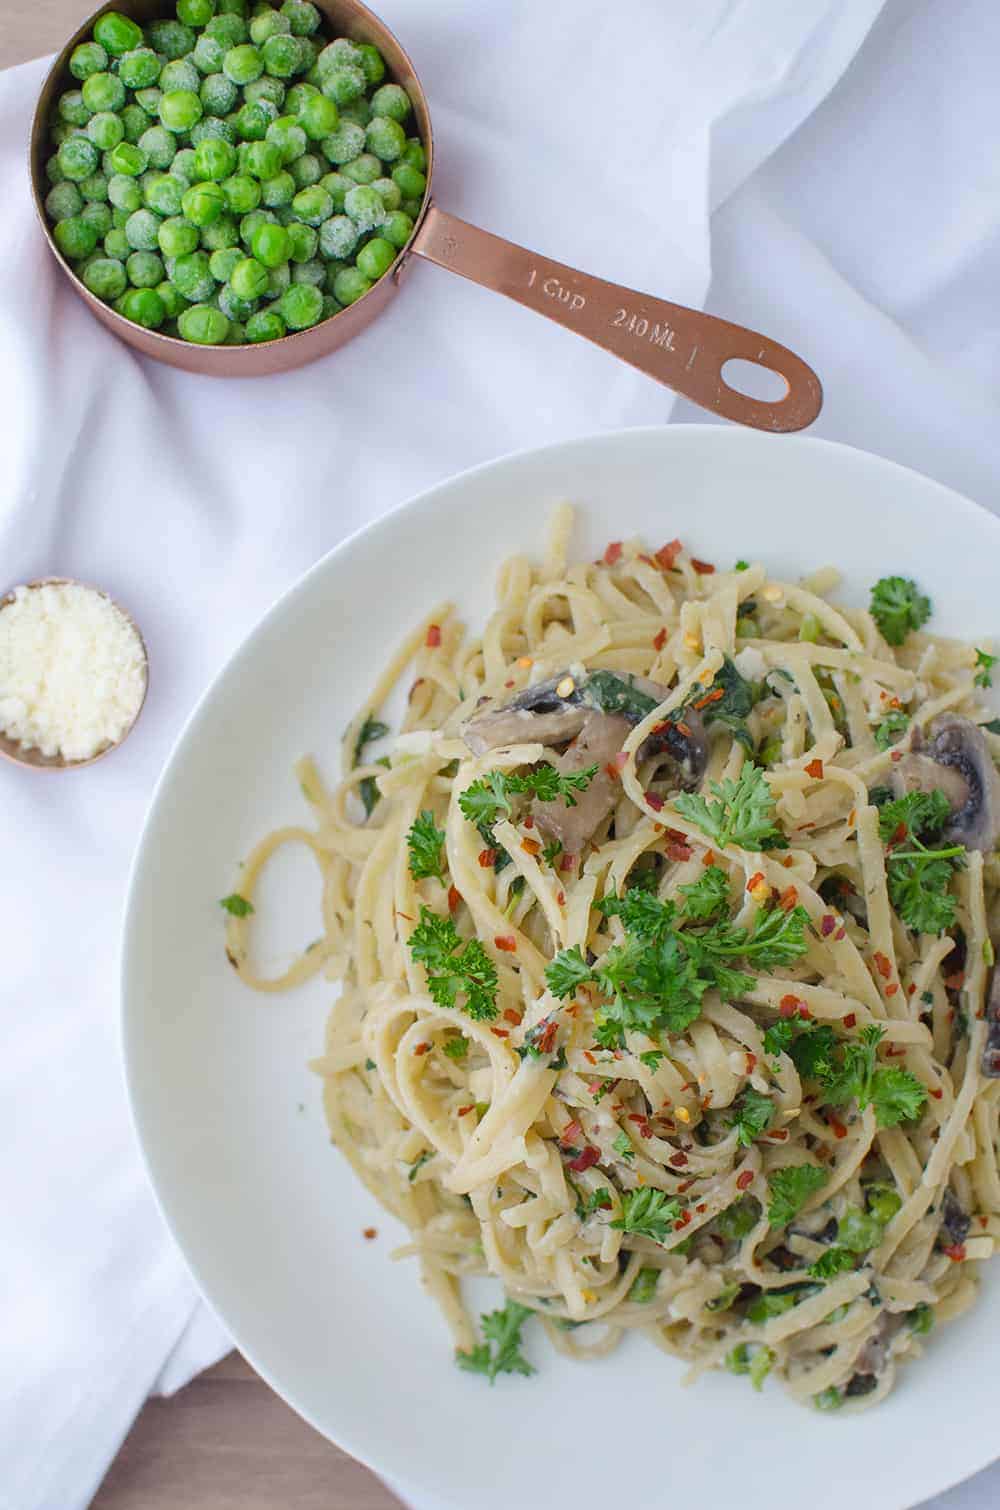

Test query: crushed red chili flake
[703,849,716,866]
[583,1050,597,1065]
[695,1202,708,1214]
[885,1043,905,1056]
[747,871,766,893]
[568,1146,600,1173]
[769,1128,789,1141]
[907,983,916,996]
[736,1169,755,1190]
[692,687,725,711]
[504,679,515,688]
[804,758,824,778]
[828,1115,848,1140]
[638,554,655,566]
[605,762,621,782]
[534,1021,558,1055]
[781,856,795,869]
[655,539,682,570]
[885,983,899,997]
[363,1227,377,1240]
[559,852,576,872]
[843,1012,857,1029]
[678,1179,696,1194]
[666,835,692,862]
[556,890,566,906]
[745,1052,757,1074]
[674,1210,693,1228]
[778,885,798,911]
[873,952,892,980]
[478,848,498,868]
[603,540,623,565]
[646,791,664,811]
[495,935,517,952]
[981,1216,990,1229]
[523,815,535,829]
[943,1243,966,1262]
[447,885,461,913]
[779,995,803,1018]
[675,721,693,738]
[669,1152,689,1168]
[425,624,441,648]
[691,558,715,575]
[820,914,836,937]
[890,750,903,763]
[561,1120,583,1146]
[457,1104,474,1117]
[834,926,846,940]
[653,626,668,652]
[413,1042,431,1056]
[490,1028,509,1039]
[930,1087,943,1100]
[521,837,541,857]
[502,1007,522,1025]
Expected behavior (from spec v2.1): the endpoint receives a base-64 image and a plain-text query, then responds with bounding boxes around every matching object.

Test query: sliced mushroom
[853,1312,902,1379]
[461,675,588,755]
[531,712,630,849]
[940,1188,971,1247]
[982,963,1000,1078]
[890,714,1000,852]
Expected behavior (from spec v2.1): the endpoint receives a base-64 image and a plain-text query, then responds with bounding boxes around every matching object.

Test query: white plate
[123,427,1000,1510]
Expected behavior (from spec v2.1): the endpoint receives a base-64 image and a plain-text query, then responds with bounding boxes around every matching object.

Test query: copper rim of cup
[0,578,149,770]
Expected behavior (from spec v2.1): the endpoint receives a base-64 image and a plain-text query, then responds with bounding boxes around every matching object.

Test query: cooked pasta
[224,506,1000,1411]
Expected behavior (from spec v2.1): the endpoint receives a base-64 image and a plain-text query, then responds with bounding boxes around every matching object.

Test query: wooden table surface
[1,5,402,1506]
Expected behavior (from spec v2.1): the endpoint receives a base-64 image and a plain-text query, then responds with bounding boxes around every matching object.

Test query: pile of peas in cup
[43,1,427,345]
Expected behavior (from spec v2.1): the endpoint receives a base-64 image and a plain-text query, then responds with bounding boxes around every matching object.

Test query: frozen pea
[343,183,384,231]
[290,184,331,224]
[250,220,290,266]
[156,280,188,319]
[159,59,201,95]
[46,156,67,184]
[240,206,276,243]
[392,162,425,198]
[127,249,165,287]
[250,10,291,44]
[206,13,249,47]
[319,171,349,208]
[320,294,340,319]
[243,75,285,107]
[234,99,275,139]
[190,116,237,146]
[108,172,143,210]
[321,65,364,106]
[230,255,269,299]
[356,235,394,280]
[200,213,240,250]
[59,136,100,180]
[262,33,302,79]
[245,306,286,340]
[356,43,384,87]
[267,116,307,163]
[172,249,215,301]
[331,264,370,305]
[337,98,370,127]
[370,83,411,123]
[284,82,316,114]
[82,71,126,114]
[118,48,161,90]
[222,173,261,212]
[46,181,84,221]
[138,126,177,170]
[87,111,124,151]
[49,122,75,148]
[223,319,247,344]
[370,176,400,210]
[316,38,361,74]
[278,280,322,328]
[297,37,319,73]
[380,208,413,249]
[246,138,282,178]
[274,204,295,225]
[281,1,320,36]
[134,87,163,117]
[125,208,162,250]
[290,257,324,285]
[401,138,426,173]
[79,171,109,202]
[144,172,186,216]
[178,302,229,342]
[178,0,216,25]
[120,104,150,144]
[158,216,200,257]
[59,90,92,127]
[83,255,127,300]
[54,215,99,259]
[147,19,197,59]
[290,152,321,187]
[365,115,405,162]
[261,170,295,207]
[93,12,143,57]
[297,90,338,140]
[193,34,225,74]
[266,260,290,294]
[112,205,131,228]
[182,180,226,225]
[194,137,237,181]
[81,200,113,236]
[210,245,244,281]
[69,41,109,81]
[160,90,202,132]
[218,283,257,321]
[104,225,130,258]
[285,220,317,261]
[322,258,346,293]
[118,286,164,325]
[320,121,364,165]
[171,148,198,183]
[218,0,249,14]
[342,152,380,185]
[224,44,264,85]
[318,213,356,258]
[201,73,239,116]
[400,196,422,219]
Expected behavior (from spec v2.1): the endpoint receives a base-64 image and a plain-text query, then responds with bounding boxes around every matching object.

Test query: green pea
[82,71,126,114]
[290,152,322,187]
[245,139,282,179]
[297,91,338,141]
[370,176,401,211]
[218,283,258,322]
[171,149,199,184]
[81,201,113,238]
[127,249,165,288]
[320,293,340,319]
[814,1387,844,1412]
[160,91,204,134]
[837,1207,882,1253]
[284,82,316,114]
[111,206,131,228]
[224,44,263,85]
[190,116,237,147]
[46,155,68,184]
[138,127,178,171]
[209,246,243,282]
[120,104,150,144]
[321,65,364,106]
[261,170,295,207]
[156,280,187,319]
[178,302,229,343]
[69,41,109,81]
[93,12,143,57]
[45,181,84,222]
[178,0,216,25]
[118,48,161,90]
[227,255,267,300]
[250,221,291,266]
[370,83,411,123]
[865,1183,903,1225]
[245,306,285,341]
[285,220,317,262]
[79,171,109,202]
[331,264,370,306]
[58,90,92,127]
[193,35,226,74]
[59,136,100,181]
[87,111,124,151]
[143,172,184,217]
[365,116,405,163]
[182,180,226,226]
[195,137,237,181]
[290,257,323,286]
[278,280,322,328]
[391,162,426,198]
[907,1303,934,1336]
[54,215,99,259]
[318,213,356,258]
[316,38,361,74]
[201,73,239,117]
[104,226,130,258]
[200,213,240,250]
[240,206,276,244]
[401,138,426,173]
[320,121,364,165]
[355,236,395,281]
[250,10,291,44]
[337,97,370,127]
[290,185,331,224]
[206,14,250,48]
[267,117,308,164]
[262,33,302,79]
[342,152,380,186]
[281,1,320,36]
[266,260,291,296]
[147,20,196,60]
[82,255,127,300]
[125,208,162,251]
[234,100,275,140]
[134,87,163,118]
[222,173,261,213]
[172,250,215,301]
[244,75,286,108]
[343,184,385,232]
[120,284,165,327]
[274,205,295,226]
[108,172,143,210]
[356,43,385,86]
[158,216,200,257]
[218,0,249,15]
[49,123,74,147]
[318,171,350,208]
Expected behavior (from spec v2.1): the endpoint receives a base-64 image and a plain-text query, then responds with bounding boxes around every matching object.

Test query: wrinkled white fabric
[22,0,1000,1504]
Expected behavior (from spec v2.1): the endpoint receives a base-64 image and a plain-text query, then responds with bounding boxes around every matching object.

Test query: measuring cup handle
[407,205,821,432]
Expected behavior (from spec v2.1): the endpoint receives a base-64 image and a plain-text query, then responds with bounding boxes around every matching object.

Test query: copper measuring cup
[31,0,822,432]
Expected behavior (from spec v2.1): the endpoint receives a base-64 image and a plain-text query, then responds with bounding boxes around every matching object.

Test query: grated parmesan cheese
[0,582,146,762]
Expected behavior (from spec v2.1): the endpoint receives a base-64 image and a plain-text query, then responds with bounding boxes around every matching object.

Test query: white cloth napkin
[6,0,994,1506]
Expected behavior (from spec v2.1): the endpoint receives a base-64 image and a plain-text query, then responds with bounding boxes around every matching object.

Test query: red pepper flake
[603,540,623,565]
[646,791,664,811]
[413,1042,431,1056]
[560,852,576,872]
[781,856,795,869]
[691,558,715,575]
[568,1146,600,1173]
[907,983,916,996]
[478,848,498,868]
[504,679,515,688]
[447,885,461,913]
[605,762,620,782]
[703,849,717,867]
[491,1028,509,1039]
[747,871,766,893]
[494,934,517,953]
[769,1128,789,1141]
[669,1152,689,1168]
[556,890,566,906]
[678,1179,696,1194]
[674,721,693,738]
[778,885,798,912]
[780,994,804,1018]
[798,1004,812,1020]
[828,1115,848,1140]
[583,1050,597,1065]
[885,983,899,997]
[457,1104,474,1117]
[890,750,903,763]
[523,815,535,829]
[395,910,414,923]
[674,1210,693,1228]
[502,1007,522,1025]
[695,1202,708,1214]
[843,1012,857,1029]
[885,1043,905,1056]
[521,837,541,857]
[820,914,836,938]
[930,1087,943,1100]
[981,1216,990,1229]
[745,1052,757,1074]
[363,1227,377,1240]
[834,926,846,941]
[425,624,441,648]
[737,1169,755,1190]
[653,627,668,652]
[943,1243,966,1262]
[944,971,965,991]
[655,539,682,571]
[666,836,692,862]
[638,554,654,566]
[561,1120,582,1146]
[804,758,824,778]
[692,687,725,711]
[873,951,892,980]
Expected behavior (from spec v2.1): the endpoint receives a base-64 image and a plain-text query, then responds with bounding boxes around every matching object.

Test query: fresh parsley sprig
[678,864,730,922]
[874,710,909,751]
[408,907,498,1021]
[673,763,787,852]
[728,1087,775,1147]
[767,1164,829,1229]
[219,893,253,917]
[406,811,447,883]
[974,649,996,688]
[459,762,599,830]
[456,1300,536,1384]
[869,576,931,646]
[610,1187,682,1244]
[878,788,964,935]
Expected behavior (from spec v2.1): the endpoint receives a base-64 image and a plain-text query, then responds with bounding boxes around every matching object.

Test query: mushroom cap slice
[531,712,631,849]
[890,713,1000,853]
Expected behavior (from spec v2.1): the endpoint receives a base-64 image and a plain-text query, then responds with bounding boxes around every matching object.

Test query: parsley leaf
[746,1284,816,1322]
[458,769,512,829]
[807,1246,856,1280]
[408,907,498,1021]
[359,756,389,819]
[456,1300,536,1384]
[877,789,951,844]
[612,1129,636,1162]
[673,763,787,852]
[544,945,594,999]
[219,893,253,917]
[869,1065,929,1126]
[767,1164,829,1229]
[627,1267,661,1303]
[692,903,810,970]
[974,649,997,688]
[639,1049,666,1071]
[764,1019,837,1081]
[715,1197,760,1240]
[878,789,963,934]
[406,811,447,883]
[869,576,931,646]
[610,1187,681,1244]
[874,710,909,750]
[597,888,677,942]
[354,715,389,765]
[441,1034,469,1061]
[542,838,563,866]
[679,864,730,922]
[459,763,599,830]
[821,1025,928,1128]
[728,1087,774,1147]
[579,1187,612,1217]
